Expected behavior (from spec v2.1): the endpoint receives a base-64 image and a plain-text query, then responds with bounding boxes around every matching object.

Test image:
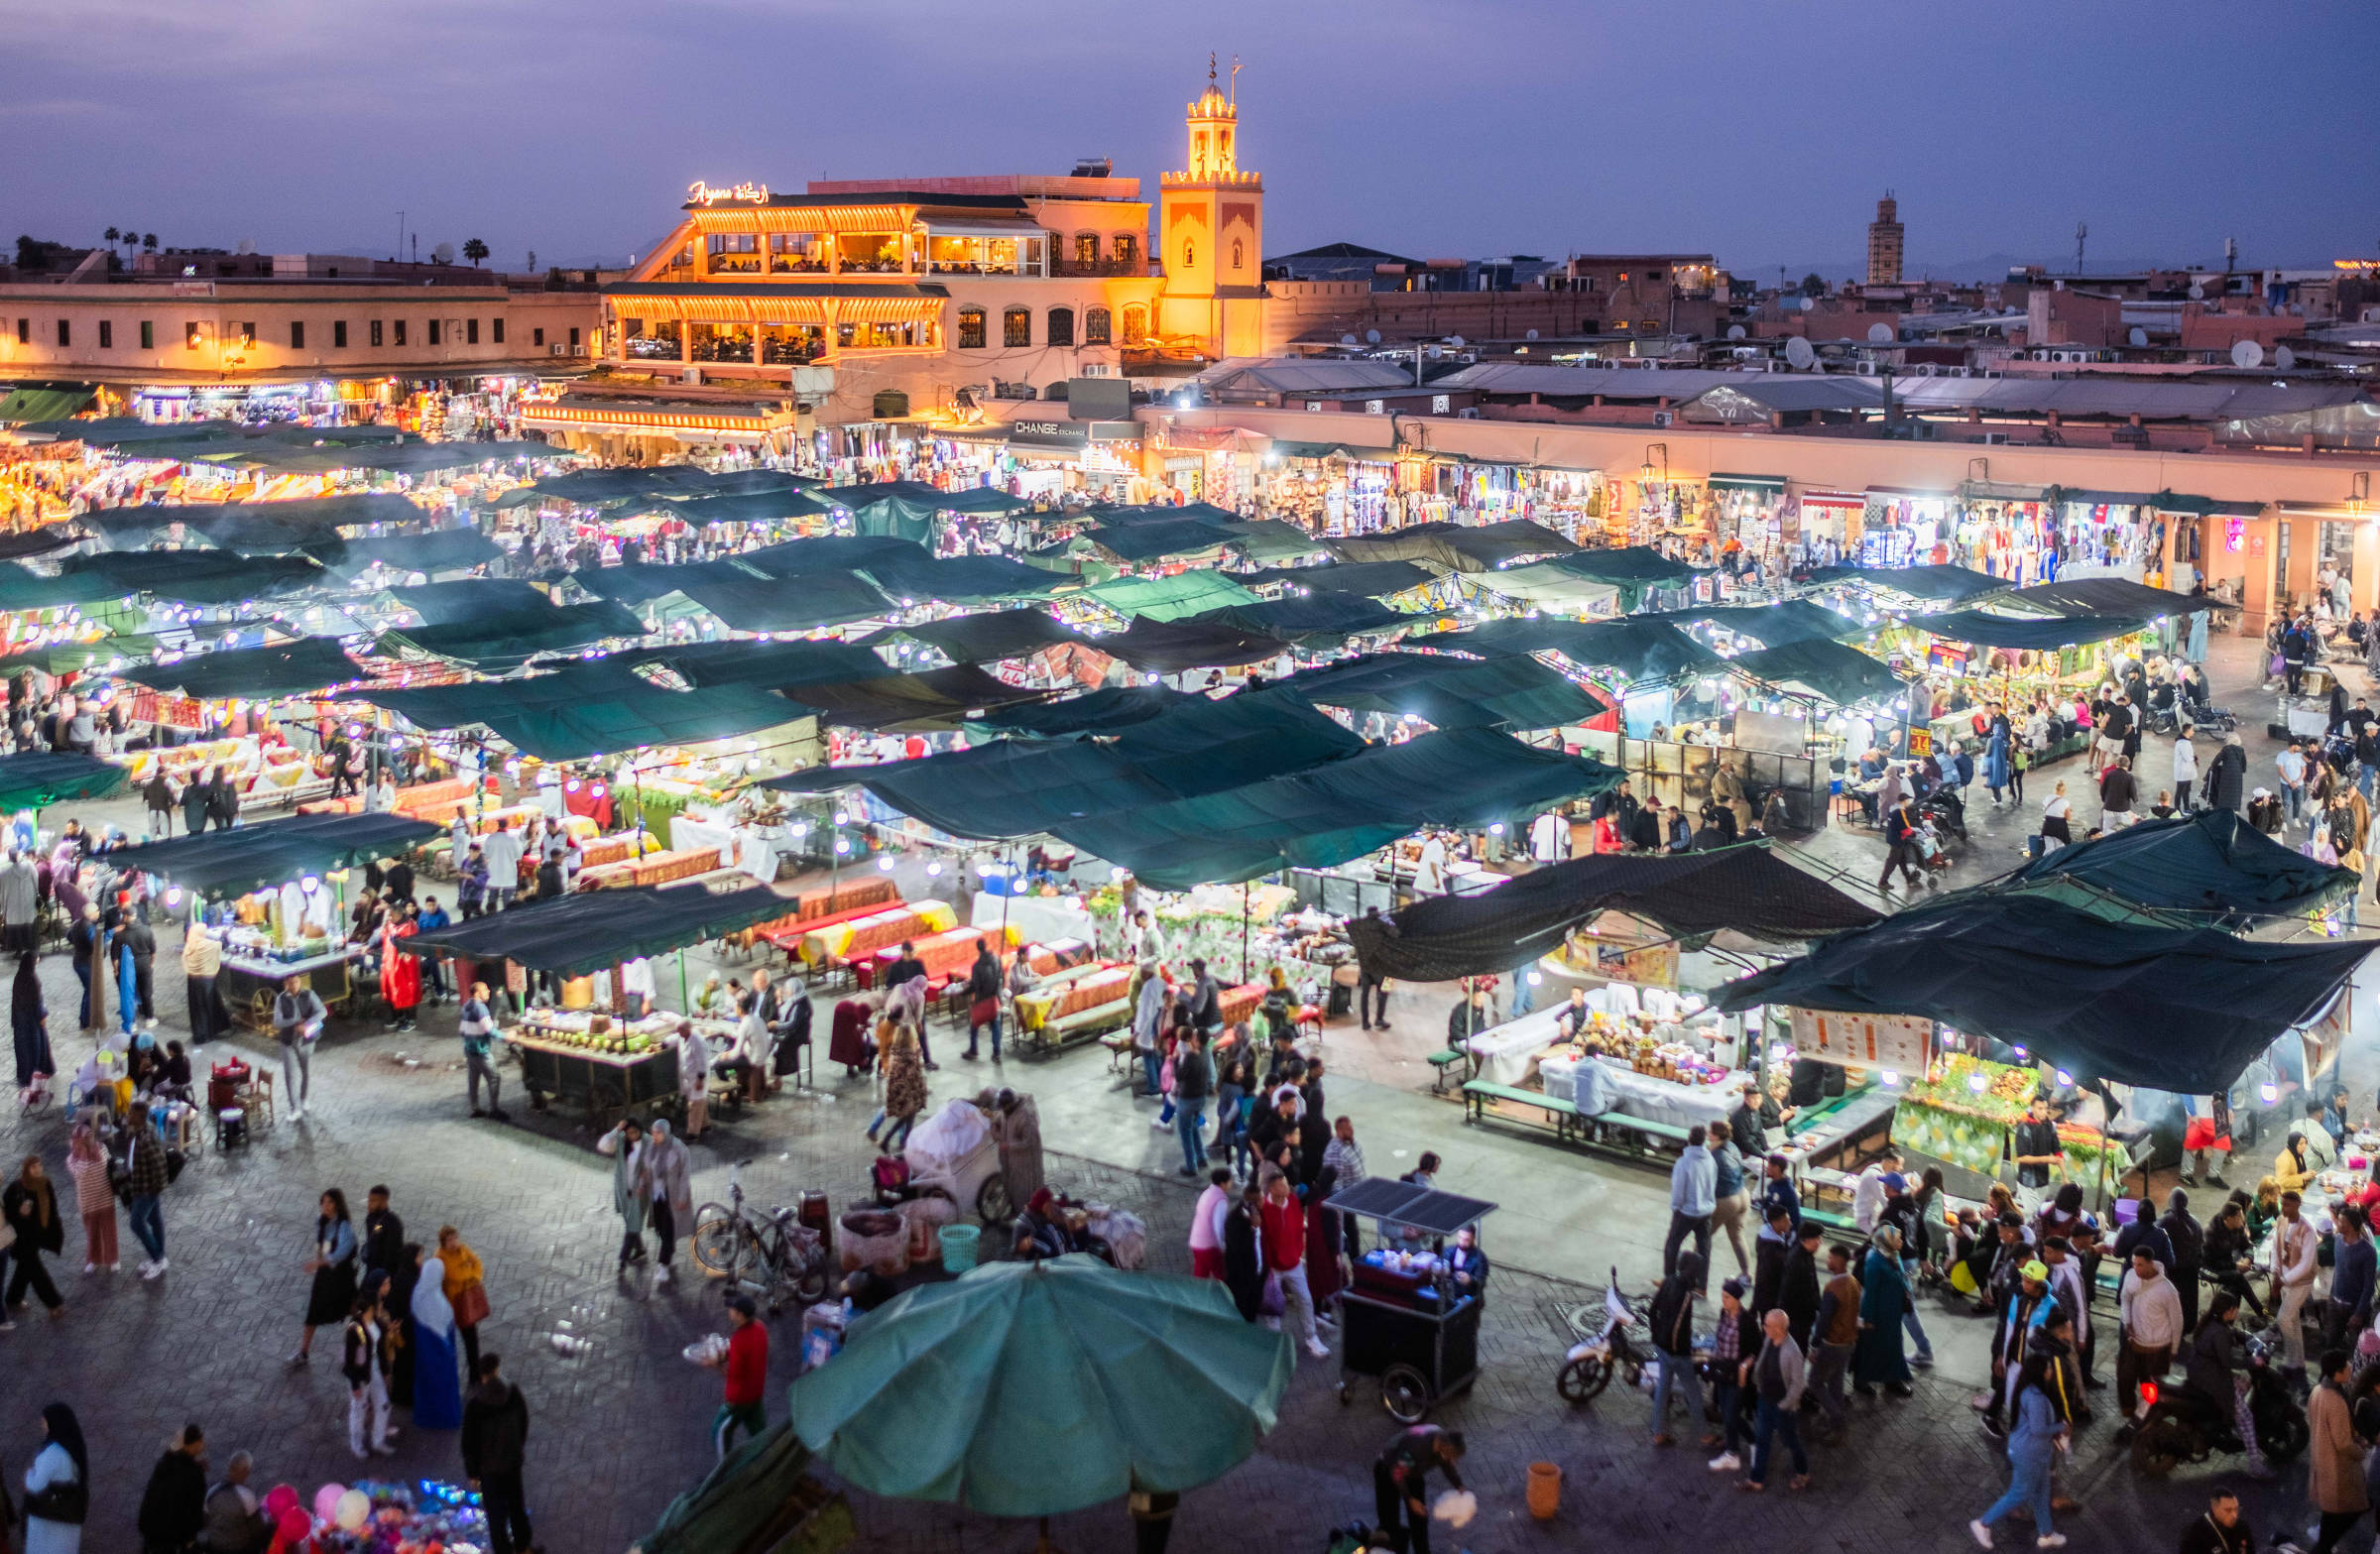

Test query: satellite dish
[1365,328,1381,345]
[2127,326,2148,347]
[1799,297,1816,312]
[1449,334,1466,348]
[2276,344,2297,371]
[1427,345,1443,359]
[1866,322,1894,344]
[1784,336,1817,371]
[1524,328,1538,340]
[2230,339,2264,369]
[1726,324,1746,340]
[1340,334,1359,347]
[2188,283,2205,299]
[235,237,255,256]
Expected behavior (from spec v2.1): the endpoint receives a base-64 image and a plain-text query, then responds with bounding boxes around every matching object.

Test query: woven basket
[838,1209,910,1276]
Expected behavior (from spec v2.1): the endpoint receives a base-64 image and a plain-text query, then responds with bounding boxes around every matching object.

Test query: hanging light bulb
[877,856,895,872]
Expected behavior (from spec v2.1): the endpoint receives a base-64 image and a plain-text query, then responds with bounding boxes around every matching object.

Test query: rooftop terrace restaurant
[607,188,1080,377]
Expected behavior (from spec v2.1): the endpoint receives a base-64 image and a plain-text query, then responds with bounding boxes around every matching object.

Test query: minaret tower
[1159,54,1265,353]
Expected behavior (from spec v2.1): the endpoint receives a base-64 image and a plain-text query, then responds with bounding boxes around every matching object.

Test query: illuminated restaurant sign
[686,180,772,205]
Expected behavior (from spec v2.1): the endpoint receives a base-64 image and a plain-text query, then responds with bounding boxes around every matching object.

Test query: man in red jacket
[707,1295,770,1459]
[1260,1167,1330,1360]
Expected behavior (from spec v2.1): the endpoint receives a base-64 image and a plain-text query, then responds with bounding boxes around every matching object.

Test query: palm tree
[102,226,119,250]
[142,233,158,253]
[462,238,489,267]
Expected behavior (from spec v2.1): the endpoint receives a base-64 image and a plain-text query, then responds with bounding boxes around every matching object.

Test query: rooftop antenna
[2074,220,2087,276]
[1230,53,1242,106]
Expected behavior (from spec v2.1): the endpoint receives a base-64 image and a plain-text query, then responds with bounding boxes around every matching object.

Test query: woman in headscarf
[1853,1223,1914,1394]
[2,1154,63,1315]
[877,1023,927,1153]
[2273,1129,2316,1195]
[409,1246,464,1429]
[24,1401,88,1554]
[11,955,49,1090]
[771,970,811,1083]
[61,1125,114,1274]
[380,909,421,1032]
[676,1021,711,1140]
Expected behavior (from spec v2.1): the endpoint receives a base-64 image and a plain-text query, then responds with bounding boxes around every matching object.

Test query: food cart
[508,1010,694,1125]
[1330,1177,1496,1423]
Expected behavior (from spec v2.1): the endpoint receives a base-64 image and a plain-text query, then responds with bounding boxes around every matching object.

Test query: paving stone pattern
[0,628,2351,1552]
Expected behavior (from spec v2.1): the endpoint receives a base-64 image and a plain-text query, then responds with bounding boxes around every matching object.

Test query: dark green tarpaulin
[627,638,888,689]
[60,550,325,605]
[0,752,128,812]
[2001,809,2354,917]
[1714,893,2373,1093]
[406,881,794,976]
[1083,520,1242,565]
[1349,845,1882,981]
[633,1421,852,1554]
[760,690,1367,839]
[1911,610,2148,650]
[1057,728,1621,890]
[1806,563,2007,603]
[1651,599,1862,648]
[857,552,1071,604]
[1197,592,1418,647]
[1084,571,1257,623]
[0,564,125,612]
[1447,618,1730,681]
[738,536,929,577]
[0,386,94,424]
[1326,520,1577,572]
[1728,639,1909,708]
[823,481,948,544]
[1226,559,1445,598]
[90,494,427,554]
[571,561,760,609]
[379,599,652,668]
[360,662,802,762]
[934,486,1035,515]
[777,665,1046,732]
[860,611,1089,664]
[496,466,815,511]
[1089,617,1290,673]
[392,579,553,626]
[1539,545,1705,609]
[658,490,831,525]
[1273,651,1606,731]
[2000,578,2207,620]
[677,569,889,632]
[0,531,74,564]
[0,638,155,676]
[973,684,1191,737]
[311,528,501,578]
[120,638,362,700]
[107,812,443,899]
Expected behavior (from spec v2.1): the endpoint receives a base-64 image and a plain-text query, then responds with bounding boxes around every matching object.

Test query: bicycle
[690,1159,831,1313]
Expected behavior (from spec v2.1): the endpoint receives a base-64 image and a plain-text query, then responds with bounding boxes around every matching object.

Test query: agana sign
[687,180,772,205]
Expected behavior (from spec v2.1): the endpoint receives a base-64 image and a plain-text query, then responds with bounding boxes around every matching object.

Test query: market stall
[1333,1177,1496,1423]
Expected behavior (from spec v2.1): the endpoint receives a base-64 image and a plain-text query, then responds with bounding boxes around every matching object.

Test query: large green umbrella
[0,753,130,812]
[788,1255,1293,1518]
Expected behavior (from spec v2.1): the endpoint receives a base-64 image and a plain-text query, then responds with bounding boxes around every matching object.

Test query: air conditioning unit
[1456,408,1483,419]
[549,343,564,356]
[1980,431,2011,444]
[1651,410,1674,427]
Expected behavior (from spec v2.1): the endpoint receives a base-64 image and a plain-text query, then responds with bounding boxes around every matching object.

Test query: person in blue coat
[1967,1352,2069,1547]
[1983,723,2012,809]
[1852,1225,1913,1395]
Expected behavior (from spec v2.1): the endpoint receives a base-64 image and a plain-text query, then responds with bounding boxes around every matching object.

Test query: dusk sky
[5,0,2374,282]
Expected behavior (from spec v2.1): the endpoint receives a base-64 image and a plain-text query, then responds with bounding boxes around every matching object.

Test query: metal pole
[1241,881,1250,985]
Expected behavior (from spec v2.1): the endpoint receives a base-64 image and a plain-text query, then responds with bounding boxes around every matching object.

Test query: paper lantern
[334,1489,370,1531]
[313,1483,347,1523]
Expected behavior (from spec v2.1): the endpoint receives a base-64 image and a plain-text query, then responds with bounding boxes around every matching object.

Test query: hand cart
[1328,1177,1497,1423]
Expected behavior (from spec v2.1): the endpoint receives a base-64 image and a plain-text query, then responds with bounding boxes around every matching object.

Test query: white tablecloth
[972,892,1095,948]
[1538,1051,1740,1129]
[670,815,779,883]
[1463,1005,1569,1086]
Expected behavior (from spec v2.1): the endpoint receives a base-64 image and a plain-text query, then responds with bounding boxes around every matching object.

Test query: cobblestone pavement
[0,625,2356,1552]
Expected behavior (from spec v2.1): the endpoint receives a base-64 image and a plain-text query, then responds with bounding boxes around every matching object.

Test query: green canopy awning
[0,386,95,424]
[1445,617,1728,682]
[407,881,795,975]
[58,551,326,606]
[377,599,652,669]
[361,662,804,762]
[106,812,443,898]
[628,639,890,690]
[1196,592,1419,648]
[1459,561,1622,615]
[119,637,363,700]
[1729,638,1909,708]
[390,579,553,625]
[0,752,128,812]
[859,610,1090,664]
[657,489,832,525]
[0,637,157,676]
[676,569,890,633]
[1275,650,1608,730]
[632,1422,854,1554]
[1084,571,1257,623]
[312,528,502,578]
[788,1256,1293,1516]
[1910,610,2148,651]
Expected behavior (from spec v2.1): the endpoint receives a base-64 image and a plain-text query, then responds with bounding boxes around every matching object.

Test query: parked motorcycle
[1557,1270,1648,1403]
[2129,1332,2308,1478]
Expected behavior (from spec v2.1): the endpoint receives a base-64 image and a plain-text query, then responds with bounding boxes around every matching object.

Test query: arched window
[1046,307,1075,347]
[1112,233,1138,267]
[1182,239,1195,271]
[1003,305,1030,347]
[1231,239,1244,271]
[1084,306,1112,345]
[956,305,986,349]
[1121,305,1147,347]
[1075,232,1100,268]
